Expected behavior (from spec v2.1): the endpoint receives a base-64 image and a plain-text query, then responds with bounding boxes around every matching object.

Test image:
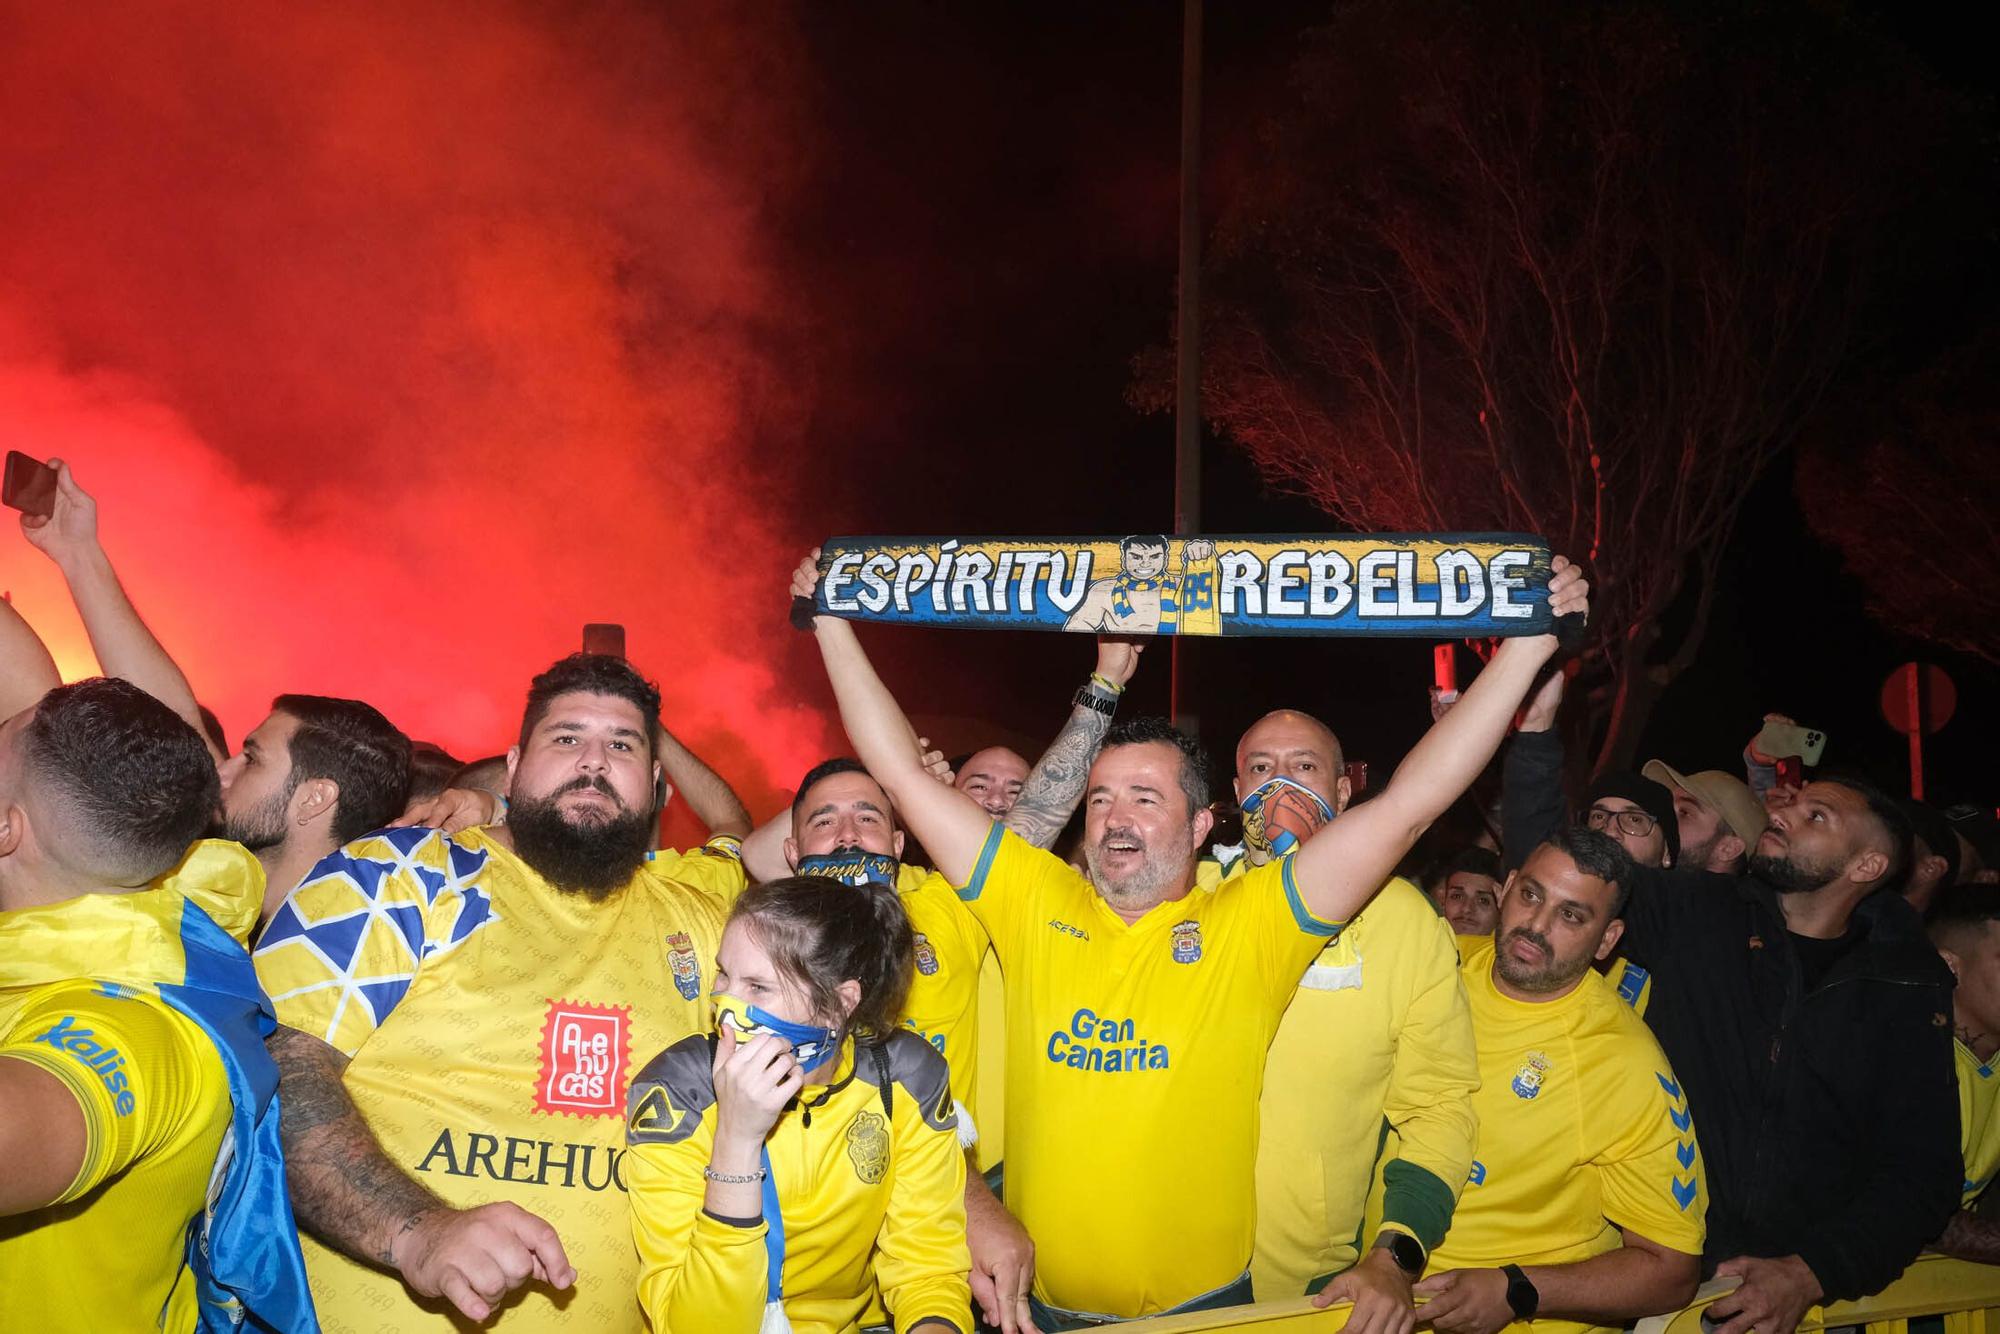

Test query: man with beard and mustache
[253,654,743,1333]
[795,548,1592,1325]
[11,459,415,926]
[1197,708,1478,1334]
[1406,828,1703,1334]
[1612,776,1959,1334]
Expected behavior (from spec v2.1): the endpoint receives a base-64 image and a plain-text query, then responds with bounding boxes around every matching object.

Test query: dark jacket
[1618,869,1960,1300]
[1500,729,1566,871]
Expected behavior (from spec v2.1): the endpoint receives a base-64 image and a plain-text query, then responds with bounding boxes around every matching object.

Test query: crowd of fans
[2,460,1997,1334]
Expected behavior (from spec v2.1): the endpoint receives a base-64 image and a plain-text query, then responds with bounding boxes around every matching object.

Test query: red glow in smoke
[0,2,835,818]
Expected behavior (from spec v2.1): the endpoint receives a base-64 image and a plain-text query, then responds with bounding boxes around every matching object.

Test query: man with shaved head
[1203,707,1477,1333]
[1616,776,1959,1334]
[957,746,1032,818]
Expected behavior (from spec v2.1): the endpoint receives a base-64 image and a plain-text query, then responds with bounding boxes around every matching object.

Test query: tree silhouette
[1138,0,1974,773]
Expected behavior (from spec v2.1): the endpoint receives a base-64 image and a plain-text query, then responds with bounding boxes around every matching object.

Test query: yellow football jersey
[254,827,738,1333]
[1958,1040,2000,1207]
[626,1030,970,1334]
[972,948,1007,1174]
[0,982,230,1334]
[896,866,991,1140]
[1210,860,1477,1297]
[1429,936,1705,1334]
[957,825,1343,1317]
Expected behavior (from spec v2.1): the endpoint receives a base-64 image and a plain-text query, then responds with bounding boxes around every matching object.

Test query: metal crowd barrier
[1107,1254,2000,1334]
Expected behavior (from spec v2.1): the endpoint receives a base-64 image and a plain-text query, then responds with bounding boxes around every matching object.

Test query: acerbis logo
[1046,919,1089,941]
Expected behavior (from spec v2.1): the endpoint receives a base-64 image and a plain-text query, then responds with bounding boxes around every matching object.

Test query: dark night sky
[767,2,1998,813]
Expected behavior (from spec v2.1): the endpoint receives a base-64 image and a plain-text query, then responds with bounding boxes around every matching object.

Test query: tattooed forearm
[268,1025,443,1269]
[1007,700,1113,850]
[1935,1209,2000,1264]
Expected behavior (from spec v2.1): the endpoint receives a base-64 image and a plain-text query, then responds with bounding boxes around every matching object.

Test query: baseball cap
[1643,760,1769,849]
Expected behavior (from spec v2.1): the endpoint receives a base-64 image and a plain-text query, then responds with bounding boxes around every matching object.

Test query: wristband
[1073,686,1117,717]
[703,1165,767,1184]
[1501,1264,1539,1319]
[1088,671,1126,696]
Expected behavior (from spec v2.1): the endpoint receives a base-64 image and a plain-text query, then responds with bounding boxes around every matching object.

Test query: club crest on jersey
[665,932,701,1001]
[847,1110,890,1183]
[913,932,939,976]
[535,999,631,1118]
[1170,919,1203,964]
[1511,1051,1551,1100]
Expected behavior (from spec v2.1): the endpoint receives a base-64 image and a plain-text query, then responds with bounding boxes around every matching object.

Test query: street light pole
[1171,0,1203,732]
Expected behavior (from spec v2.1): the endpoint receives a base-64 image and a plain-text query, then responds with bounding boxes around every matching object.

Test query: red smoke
[0,1,835,821]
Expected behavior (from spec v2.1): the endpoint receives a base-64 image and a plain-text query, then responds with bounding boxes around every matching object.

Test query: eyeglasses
[1585,805,1659,838]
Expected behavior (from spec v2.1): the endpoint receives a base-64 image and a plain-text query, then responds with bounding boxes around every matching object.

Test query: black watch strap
[1374,1230,1425,1277]
[1501,1263,1539,1319]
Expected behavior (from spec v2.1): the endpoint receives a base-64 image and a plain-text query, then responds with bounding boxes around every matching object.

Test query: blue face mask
[795,846,900,887]
[1238,775,1336,857]
[713,993,842,1073]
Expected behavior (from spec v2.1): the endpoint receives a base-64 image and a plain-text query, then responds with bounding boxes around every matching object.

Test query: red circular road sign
[1880,662,1956,736]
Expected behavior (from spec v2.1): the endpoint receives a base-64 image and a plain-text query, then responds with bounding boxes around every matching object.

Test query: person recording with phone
[625,877,971,1334]
[8,455,414,925]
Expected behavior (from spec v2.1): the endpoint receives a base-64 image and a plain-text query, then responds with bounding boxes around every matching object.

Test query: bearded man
[254,654,744,1332]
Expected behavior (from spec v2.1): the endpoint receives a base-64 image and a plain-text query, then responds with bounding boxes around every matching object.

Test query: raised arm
[794,553,994,886]
[654,723,751,838]
[1290,558,1587,927]
[21,460,222,764]
[1005,638,1142,849]
[0,589,61,721]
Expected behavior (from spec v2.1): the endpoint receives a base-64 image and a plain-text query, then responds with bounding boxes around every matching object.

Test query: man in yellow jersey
[1927,886,2000,1262]
[792,547,1590,1326]
[1390,827,1703,1334]
[0,676,315,1333]
[1198,708,1477,1334]
[255,653,744,1332]
[740,637,1141,1333]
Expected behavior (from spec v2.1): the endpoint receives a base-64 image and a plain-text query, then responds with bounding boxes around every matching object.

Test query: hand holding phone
[3,451,59,519]
[1753,719,1827,766]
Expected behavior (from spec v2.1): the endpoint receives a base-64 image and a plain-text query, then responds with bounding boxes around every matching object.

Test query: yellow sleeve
[0,984,216,1203]
[1592,1043,1707,1255]
[1237,856,1347,1008]
[253,828,488,1055]
[650,835,751,909]
[1377,894,1479,1254]
[952,825,1075,964]
[626,1043,765,1334]
[876,1045,973,1333]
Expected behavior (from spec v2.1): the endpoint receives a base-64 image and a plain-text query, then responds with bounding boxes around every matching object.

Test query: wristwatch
[1072,685,1118,717]
[1501,1263,1540,1319]
[1373,1230,1425,1278]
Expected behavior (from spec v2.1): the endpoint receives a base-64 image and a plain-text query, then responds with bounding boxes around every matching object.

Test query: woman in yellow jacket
[627,876,971,1334]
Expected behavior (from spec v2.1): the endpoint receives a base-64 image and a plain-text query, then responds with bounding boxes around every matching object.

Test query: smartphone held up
[2,451,58,519]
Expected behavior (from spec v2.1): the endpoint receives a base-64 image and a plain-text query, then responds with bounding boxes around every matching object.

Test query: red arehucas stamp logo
[535,999,631,1118]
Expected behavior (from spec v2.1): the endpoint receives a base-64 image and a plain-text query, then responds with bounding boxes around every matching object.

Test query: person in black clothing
[1616,774,1958,1334]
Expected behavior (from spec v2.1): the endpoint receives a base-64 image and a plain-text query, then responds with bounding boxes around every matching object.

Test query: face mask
[1239,775,1335,857]
[796,846,899,887]
[713,992,842,1073]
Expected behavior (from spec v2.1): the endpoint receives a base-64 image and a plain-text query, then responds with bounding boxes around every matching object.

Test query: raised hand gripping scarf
[801,533,1560,638]
[0,841,316,1334]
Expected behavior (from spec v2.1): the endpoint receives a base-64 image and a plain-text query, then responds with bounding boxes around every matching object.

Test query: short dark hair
[1534,825,1636,916]
[270,695,413,845]
[404,741,465,805]
[518,654,661,754]
[24,678,219,883]
[791,757,891,826]
[1121,533,1169,558]
[1818,770,1913,891]
[1099,716,1210,816]
[1444,846,1503,883]
[731,877,914,1044]
[1930,883,2000,949]
[1900,798,1960,889]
